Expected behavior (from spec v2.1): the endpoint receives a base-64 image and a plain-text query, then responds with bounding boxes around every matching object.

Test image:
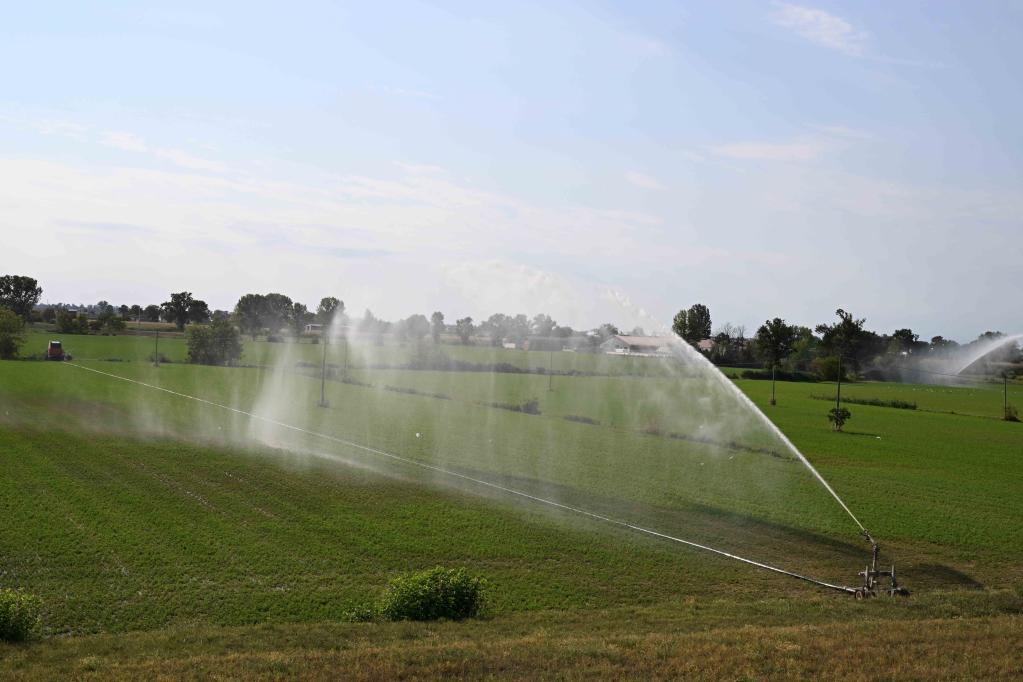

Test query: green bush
[377,567,490,621]
[827,407,852,432]
[0,588,42,641]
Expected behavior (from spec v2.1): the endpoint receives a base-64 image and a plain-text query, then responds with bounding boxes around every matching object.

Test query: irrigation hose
[63,362,860,595]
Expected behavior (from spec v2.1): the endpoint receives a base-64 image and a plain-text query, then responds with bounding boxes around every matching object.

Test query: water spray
[64,362,907,599]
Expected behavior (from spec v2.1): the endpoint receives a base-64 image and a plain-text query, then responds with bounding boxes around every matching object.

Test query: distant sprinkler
[317,334,330,408]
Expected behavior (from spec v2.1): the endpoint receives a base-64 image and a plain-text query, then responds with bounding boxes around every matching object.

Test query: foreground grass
[3,610,1021,680]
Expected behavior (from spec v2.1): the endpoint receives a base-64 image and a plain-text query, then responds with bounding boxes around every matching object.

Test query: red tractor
[45,340,70,361]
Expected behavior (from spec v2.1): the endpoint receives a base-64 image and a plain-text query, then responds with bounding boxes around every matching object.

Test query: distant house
[304,323,324,335]
[697,338,715,353]
[600,335,674,356]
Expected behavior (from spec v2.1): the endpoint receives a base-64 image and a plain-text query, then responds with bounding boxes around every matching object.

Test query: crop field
[1,336,1022,679]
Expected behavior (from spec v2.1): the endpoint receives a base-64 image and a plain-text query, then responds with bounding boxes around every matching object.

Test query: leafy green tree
[187,299,211,324]
[508,314,530,345]
[755,318,798,405]
[0,308,25,359]
[430,311,445,343]
[41,307,56,323]
[186,318,243,366]
[317,297,343,325]
[97,307,125,335]
[291,302,314,336]
[595,323,619,340]
[455,317,474,345]
[671,309,688,340]
[129,304,143,321]
[405,314,431,342]
[142,304,161,322]
[234,294,266,339]
[815,308,867,370]
[161,292,198,331]
[531,314,556,337]
[685,304,712,344]
[481,313,509,346]
[0,276,42,320]
[262,293,294,336]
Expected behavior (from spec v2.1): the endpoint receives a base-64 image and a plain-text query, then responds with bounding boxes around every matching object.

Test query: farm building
[600,335,674,356]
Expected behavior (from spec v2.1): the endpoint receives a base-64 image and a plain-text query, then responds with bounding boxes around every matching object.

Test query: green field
[2,335,1021,679]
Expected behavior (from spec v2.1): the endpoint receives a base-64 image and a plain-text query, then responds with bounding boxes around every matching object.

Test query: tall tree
[0,275,42,320]
[317,297,343,324]
[455,317,474,345]
[508,314,530,345]
[431,311,445,343]
[188,299,211,324]
[531,314,556,337]
[685,303,712,343]
[142,304,162,322]
[481,313,509,346]
[671,309,688,340]
[234,294,266,339]
[0,307,26,359]
[161,292,197,331]
[129,304,143,321]
[755,318,798,405]
[291,302,314,336]
[405,313,431,342]
[261,293,294,335]
[815,308,867,368]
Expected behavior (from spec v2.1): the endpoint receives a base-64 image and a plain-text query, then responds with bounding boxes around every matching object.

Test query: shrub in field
[0,588,42,641]
[187,318,243,366]
[827,407,852,432]
[1005,404,1020,423]
[377,567,490,621]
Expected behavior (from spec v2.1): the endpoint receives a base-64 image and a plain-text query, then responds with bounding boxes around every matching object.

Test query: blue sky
[1,1,1020,340]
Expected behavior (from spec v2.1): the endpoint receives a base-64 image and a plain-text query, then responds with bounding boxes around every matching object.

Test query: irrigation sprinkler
[153,330,160,367]
[318,335,330,408]
[854,541,910,599]
[548,350,553,392]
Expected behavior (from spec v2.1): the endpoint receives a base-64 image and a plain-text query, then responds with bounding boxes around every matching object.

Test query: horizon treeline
[3,275,1019,376]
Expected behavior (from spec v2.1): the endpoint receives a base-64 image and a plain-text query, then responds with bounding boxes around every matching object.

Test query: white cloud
[625,170,665,190]
[771,2,867,57]
[100,131,149,152]
[712,138,829,162]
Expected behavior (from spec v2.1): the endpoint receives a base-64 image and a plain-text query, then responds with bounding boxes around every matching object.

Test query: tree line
[1,274,1017,376]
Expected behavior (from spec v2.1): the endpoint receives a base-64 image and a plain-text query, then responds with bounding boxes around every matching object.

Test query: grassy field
[1,335,1021,678]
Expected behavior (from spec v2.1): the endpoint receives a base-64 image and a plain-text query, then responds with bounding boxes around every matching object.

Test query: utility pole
[318,335,330,408]
[770,364,777,406]
[153,330,160,367]
[1005,373,1009,420]
[548,350,553,391]
[835,354,843,411]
